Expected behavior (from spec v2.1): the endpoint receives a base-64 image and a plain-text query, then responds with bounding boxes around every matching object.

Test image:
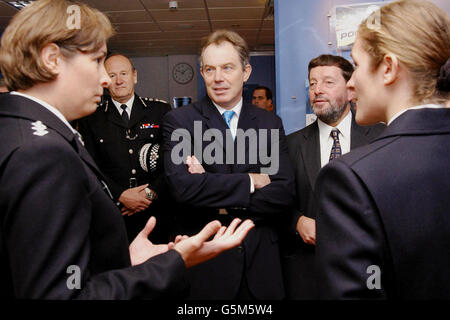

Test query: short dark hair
[253,86,272,100]
[308,54,354,82]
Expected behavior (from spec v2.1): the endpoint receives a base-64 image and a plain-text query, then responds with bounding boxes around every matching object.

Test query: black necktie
[329,128,342,161]
[121,104,129,126]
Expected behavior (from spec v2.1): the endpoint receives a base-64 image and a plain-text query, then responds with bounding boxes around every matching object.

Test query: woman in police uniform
[0,0,253,299]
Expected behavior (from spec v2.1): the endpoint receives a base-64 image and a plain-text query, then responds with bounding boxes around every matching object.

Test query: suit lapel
[73,138,110,189]
[301,122,321,190]
[199,97,231,151]
[237,103,257,132]
[236,103,257,155]
[129,95,145,128]
[105,98,127,128]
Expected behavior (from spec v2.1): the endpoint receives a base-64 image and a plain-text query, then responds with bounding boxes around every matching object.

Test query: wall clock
[172,62,194,84]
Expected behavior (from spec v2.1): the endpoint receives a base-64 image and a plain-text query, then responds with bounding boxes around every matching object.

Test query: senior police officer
[78,53,172,243]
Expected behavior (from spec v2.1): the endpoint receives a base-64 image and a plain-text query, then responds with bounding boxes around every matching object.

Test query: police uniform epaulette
[144,97,168,104]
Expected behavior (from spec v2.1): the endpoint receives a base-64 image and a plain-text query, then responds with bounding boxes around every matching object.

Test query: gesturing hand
[129,217,173,266]
[173,218,255,268]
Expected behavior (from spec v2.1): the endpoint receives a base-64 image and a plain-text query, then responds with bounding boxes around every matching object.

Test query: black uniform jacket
[162,96,295,299]
[316,107,450,299]
[0,94,187,299]
[78,94,171,200]
[78,94,172,241]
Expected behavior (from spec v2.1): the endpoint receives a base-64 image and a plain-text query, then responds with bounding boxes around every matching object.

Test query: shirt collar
[11,91,76,134]
[112,95,135,113]
[387,104,445,125]
[317,109,352,140]
[212,98,243,119]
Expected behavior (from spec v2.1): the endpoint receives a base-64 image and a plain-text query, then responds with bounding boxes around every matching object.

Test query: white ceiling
[0,0,274,57]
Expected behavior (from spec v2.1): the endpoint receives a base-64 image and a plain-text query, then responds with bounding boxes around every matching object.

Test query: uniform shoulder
[139,96,172,112]
[337,135,398,170]
[143,97,169,104]
[140,96,169,106]
[0,116,71,165]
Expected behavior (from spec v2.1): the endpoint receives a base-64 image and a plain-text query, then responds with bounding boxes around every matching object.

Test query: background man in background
[163,30,294,299]
[78,53,172,243]
[280,54,385,299]
[252,85,274,112]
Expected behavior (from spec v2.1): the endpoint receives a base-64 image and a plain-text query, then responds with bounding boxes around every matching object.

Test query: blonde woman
[315,0,449,299]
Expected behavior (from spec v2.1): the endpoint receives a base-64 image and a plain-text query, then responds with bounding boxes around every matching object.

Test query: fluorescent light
[7,1,35,10]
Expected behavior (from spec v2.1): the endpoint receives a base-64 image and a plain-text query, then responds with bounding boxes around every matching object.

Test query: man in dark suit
[281,54,384,299]
[78,53,172,243]
[162,30,295,299]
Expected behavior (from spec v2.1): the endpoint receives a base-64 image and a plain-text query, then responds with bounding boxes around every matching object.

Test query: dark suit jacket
[162,96,295,299]
[0,94,187,299]
[315,108,450,299]
[281,113,385,299]
[78,94,172,242]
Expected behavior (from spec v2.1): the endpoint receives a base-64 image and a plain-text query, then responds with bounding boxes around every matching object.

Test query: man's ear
[382,53,399,86]
[243,63,252,82]
[133,69,138,85]
[40,43,61,75]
